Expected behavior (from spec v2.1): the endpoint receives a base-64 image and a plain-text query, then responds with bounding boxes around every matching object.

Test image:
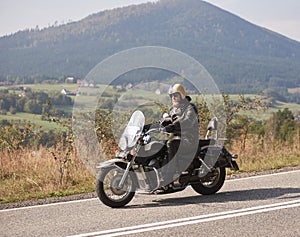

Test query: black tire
[96,167,137,208]
[191,167,226,195]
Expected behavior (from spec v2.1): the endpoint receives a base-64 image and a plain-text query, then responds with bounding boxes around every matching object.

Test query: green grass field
[239,100,300,121]
[16,83,79,92]
[1,83,300,130]
[0,112,63,130]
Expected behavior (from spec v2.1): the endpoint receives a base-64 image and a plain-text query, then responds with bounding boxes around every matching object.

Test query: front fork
[117,144,141,189]
[118,162,132,189]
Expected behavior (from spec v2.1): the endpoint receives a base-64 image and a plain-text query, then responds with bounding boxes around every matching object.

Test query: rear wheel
[191,167,226,195]
[96,167,136,208]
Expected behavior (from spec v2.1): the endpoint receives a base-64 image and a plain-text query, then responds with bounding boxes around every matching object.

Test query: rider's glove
[161,118,172,127]
[164,124,175,133]
[143,124,151,132]
[171,114,178,121]
[143,122,159,132]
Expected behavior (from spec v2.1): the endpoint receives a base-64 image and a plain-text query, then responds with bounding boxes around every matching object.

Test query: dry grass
[1,135,300,203]
[231,134,300,173]
[0,147,94,203]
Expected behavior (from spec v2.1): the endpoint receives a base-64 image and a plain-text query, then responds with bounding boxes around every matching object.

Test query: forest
[0,88,73,116]
[1,0,300,94]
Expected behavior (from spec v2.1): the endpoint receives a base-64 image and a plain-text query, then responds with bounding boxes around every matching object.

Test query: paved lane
[1,169,299,237]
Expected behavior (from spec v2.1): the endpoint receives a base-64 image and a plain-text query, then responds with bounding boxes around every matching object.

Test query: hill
[0,0,300,93]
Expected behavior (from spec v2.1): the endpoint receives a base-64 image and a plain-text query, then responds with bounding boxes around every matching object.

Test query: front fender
[96,158,128,170]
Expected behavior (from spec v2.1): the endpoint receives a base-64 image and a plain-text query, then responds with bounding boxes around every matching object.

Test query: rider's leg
[159,139,180,185]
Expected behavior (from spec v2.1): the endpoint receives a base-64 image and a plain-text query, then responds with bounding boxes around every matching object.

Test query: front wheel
[96,166,136,208]
[191,167,226,195]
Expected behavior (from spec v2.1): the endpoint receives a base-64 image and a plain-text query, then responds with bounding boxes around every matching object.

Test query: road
[1,169,300,237]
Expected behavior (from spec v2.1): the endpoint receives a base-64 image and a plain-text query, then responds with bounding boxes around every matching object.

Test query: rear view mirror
[162,113,170,119]
[207,117,218,131]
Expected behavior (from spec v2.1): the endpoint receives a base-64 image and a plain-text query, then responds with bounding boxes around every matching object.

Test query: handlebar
[144,127,171,135]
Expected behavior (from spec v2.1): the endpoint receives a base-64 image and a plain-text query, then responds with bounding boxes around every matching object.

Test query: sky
[0,0,300,42]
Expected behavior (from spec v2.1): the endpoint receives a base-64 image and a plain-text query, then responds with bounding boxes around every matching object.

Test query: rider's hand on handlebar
[164,124,175,133]
[158,126,166,133]
[160,118,172,127]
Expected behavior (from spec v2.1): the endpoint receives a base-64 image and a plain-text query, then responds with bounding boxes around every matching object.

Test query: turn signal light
[130,149,136,156]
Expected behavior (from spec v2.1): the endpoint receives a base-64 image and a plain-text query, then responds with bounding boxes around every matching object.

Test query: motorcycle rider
[155,84,199,186]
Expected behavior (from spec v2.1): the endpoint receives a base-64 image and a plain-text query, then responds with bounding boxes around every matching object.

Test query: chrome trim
[96,158,127,169]
[151,167,161,192]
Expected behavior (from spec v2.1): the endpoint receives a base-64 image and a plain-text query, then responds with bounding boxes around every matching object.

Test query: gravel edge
[1,165,300,210]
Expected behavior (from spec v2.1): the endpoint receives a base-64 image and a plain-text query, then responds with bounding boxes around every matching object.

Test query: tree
[24,100,42,114]
[265,108,296,144]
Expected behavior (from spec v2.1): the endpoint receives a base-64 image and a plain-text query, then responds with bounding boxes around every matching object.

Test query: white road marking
[1,169,299,213]
[67,199,300,237]
[0,198,98,213]
[226,169,300,182]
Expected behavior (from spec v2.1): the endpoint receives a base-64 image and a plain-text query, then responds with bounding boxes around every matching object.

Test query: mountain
[1,0,300,93]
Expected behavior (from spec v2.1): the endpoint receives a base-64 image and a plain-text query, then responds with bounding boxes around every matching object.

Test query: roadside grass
[236,151,300,174]
[229,134,300,174]
[1,135,300,203]
[0,148,94,204]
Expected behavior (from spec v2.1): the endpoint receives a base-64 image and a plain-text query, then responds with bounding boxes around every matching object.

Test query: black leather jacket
[163,100,199,140]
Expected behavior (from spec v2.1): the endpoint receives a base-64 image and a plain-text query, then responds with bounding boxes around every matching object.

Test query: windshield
[118,110,145,150]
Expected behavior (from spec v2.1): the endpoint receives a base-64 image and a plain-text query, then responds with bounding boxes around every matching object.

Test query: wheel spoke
[201,168,221,187]
[103,168,133,202]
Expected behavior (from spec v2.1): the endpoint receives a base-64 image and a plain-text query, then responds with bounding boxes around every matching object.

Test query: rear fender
[217,147,239,171]
[199,146,239,170]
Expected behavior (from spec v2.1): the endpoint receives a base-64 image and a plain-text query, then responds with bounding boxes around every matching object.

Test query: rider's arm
[165,105,198,133]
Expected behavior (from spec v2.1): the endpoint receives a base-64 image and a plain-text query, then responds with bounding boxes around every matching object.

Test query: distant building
[61,89,77,96]
[77,79,95,87]
[0,81,12,86]
[61,89,68,95]
[65,77,74,84]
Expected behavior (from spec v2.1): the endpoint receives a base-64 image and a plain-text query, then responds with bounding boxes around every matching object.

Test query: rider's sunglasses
[169,92,181,98]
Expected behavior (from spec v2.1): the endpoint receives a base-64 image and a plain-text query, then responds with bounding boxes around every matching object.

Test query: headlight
[130,148,136,156]
[115,150,128,158]
[143,134,151,144]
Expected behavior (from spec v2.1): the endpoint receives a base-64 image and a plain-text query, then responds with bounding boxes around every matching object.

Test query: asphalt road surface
[1,169,300,237]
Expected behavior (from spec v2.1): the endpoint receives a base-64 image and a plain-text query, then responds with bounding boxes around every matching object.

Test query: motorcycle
[96,110,239,208]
